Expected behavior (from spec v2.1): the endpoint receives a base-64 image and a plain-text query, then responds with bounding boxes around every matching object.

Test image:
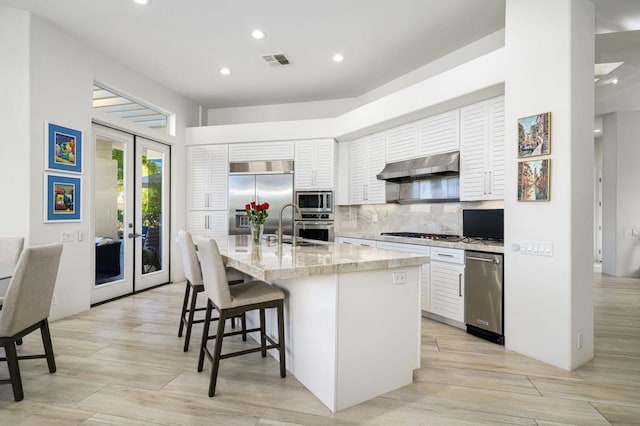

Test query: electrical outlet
[392,272,406,285]
[371,214,378,223]
[77,230,84,241]
[577,330,584,349]
[60,231,74,242]
[51,294,57,305]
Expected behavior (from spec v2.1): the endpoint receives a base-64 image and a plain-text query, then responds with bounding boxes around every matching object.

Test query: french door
[92,124,170,304]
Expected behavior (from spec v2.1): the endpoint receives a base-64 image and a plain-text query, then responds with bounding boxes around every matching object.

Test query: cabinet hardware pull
[205,193,210,208]
[488,171,492,194]
[458,273,463,297]
[437,253,454,257]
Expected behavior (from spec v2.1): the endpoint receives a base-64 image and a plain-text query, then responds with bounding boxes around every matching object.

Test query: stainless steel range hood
[376,151,459,182]
[377,151,460,203]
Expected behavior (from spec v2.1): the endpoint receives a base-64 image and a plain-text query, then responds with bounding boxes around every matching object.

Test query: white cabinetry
[335,236,377,247]
[385,123,417,162]
[188,145,228,211]
[376,241,431,312]
[429,247,465,324]
[187,145,229,238]
[188,211,228,238]
[349,133,386,204]
[460,96,505,201]
[418,110,460,156]
[294,139,335,189]
[229,141,294,162]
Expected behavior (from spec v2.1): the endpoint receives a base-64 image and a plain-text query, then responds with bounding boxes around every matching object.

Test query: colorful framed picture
[518,112,551,158]
[46,122,82,173]
[45,174,82,222]
[518,159,550,202]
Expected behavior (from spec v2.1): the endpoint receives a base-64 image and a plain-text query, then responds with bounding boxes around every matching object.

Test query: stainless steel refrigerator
[228,161,294,236]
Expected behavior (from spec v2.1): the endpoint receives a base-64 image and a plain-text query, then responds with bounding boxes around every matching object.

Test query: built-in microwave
[296,191,333,214]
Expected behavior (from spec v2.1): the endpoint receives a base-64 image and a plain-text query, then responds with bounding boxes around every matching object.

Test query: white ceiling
[2,0,640,113]
[0,0,506,108]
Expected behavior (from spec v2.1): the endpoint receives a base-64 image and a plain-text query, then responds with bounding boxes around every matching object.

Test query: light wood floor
[0,273,638,425]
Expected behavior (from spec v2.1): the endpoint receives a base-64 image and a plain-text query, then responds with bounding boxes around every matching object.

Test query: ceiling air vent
[262,53,291,66]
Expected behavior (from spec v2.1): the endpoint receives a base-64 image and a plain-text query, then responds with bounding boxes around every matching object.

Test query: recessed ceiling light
[252,29,266,40]
[332,53,344,63]
[133,0,148,5]
[219,67,231,76]
[594,78,600,83]
[608,78,619,85]
[594,129,602,134]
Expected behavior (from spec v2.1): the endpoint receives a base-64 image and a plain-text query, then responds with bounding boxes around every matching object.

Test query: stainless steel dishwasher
[464,251,504,344]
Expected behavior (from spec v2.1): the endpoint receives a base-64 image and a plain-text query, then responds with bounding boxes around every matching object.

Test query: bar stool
[195,236,286,397]
[176,231,246,352]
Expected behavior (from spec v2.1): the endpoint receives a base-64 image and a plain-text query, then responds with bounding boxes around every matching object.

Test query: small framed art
[45,174,82,222]
[517,159,550,201]
[518,112,551,158]
[46,122,82,173]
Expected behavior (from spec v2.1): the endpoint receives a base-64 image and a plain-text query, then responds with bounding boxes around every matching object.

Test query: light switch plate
[60,231,75,242]
[519,240,553,256]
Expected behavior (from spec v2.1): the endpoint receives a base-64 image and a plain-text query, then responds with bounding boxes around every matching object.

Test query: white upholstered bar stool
[176,231,246,352]
[195,236,286,397]
[0,237,25,308]
[0,243,63,401]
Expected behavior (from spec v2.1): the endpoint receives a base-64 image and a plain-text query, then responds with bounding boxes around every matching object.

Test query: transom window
[92,84,170,134]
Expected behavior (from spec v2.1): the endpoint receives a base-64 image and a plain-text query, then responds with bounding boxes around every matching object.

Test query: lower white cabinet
[335,236,377,247]
[429,247,465,324]
[376,241,431,312]
[188,211,228,238]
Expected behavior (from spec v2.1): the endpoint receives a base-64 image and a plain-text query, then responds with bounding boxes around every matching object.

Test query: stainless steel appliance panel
[228,174,293,236]
[464,251,503,336]
[296,191,333,213]
[256,174,293,235]
[296,221,334,242]
[228,175,256,235]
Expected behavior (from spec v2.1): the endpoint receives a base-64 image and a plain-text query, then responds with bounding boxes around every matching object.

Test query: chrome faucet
[278,202,301,244]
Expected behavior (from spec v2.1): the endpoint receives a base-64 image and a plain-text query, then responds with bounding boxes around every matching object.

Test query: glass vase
[251,223,264,245]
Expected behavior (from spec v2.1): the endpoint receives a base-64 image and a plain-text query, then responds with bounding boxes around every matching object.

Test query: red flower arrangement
[245,201,270,225]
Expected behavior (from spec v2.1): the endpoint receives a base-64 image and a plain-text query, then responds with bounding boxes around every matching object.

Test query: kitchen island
[212,235,428,412]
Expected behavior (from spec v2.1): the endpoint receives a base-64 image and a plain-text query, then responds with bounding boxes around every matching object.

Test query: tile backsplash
[335,200,504,237]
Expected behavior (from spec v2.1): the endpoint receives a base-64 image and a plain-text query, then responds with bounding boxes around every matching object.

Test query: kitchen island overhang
[210,236,428,412]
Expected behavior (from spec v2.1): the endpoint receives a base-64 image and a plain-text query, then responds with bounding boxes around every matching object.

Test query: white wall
[0,7,30,241]
[0,6,200,320]
[602,111,640,276]
[504,0,594,370]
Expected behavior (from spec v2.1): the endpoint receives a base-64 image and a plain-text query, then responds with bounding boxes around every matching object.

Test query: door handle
[128,233,142,239]
[466,256,494,263]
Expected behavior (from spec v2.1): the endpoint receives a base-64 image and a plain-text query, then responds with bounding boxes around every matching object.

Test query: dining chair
[195,236,286,397]
[0,243,63,401]
[176,231,246,352]
[0,237,25,307]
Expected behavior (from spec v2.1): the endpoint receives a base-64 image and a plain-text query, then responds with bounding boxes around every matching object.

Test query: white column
[0,6,31,240]
[504,0,594,369]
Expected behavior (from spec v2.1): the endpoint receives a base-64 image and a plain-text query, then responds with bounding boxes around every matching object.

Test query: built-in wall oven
[295,191,334,242]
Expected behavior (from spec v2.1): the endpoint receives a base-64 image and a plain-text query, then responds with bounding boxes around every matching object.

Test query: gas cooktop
[380,232,461,241]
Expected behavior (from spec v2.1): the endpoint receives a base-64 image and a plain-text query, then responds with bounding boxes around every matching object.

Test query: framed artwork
[518,112,551,158]
[518,159,550,201]
[46,122,82,173]
[45,174,82,222]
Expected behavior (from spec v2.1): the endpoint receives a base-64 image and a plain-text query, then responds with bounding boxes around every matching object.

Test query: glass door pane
[92,125,134,304]
[135,137,170,291]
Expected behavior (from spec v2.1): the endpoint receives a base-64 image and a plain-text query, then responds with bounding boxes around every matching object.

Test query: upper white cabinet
[188,145,228,211]
[349,132,386,204]
[385,123,417,163]
[460,96,505,201]
[294,139,335,189]
[418,110,460,156]
[229,141,294,162]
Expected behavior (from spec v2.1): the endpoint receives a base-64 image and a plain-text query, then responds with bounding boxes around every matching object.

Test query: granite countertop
[337,233,505,254]
[214,235,429,281]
